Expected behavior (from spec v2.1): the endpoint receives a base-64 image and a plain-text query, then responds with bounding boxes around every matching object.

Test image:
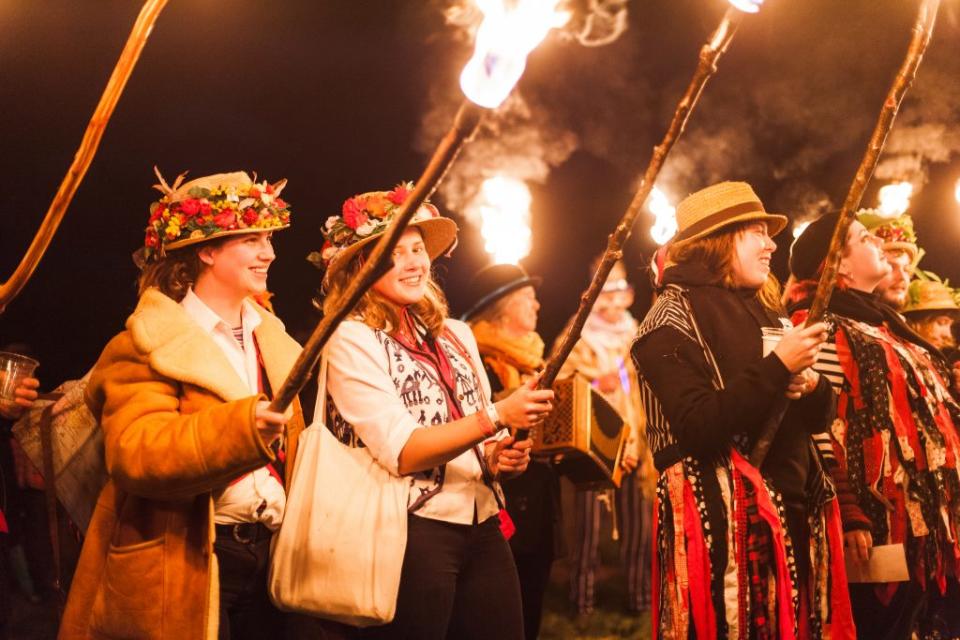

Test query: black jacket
[633,263,834,507]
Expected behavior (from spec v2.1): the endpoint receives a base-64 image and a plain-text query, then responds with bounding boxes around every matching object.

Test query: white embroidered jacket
[325,319,502,525]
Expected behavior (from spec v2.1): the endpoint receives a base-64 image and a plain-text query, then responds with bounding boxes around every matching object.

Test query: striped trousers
[569,471,652,615]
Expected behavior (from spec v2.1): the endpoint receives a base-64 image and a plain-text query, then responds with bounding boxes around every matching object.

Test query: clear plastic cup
[761,327,785,358]
[0,351,39,414]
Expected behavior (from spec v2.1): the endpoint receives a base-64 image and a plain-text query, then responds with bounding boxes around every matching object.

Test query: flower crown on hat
[307,182,440,269]
[141,168,291,264]
[857,209,918,246]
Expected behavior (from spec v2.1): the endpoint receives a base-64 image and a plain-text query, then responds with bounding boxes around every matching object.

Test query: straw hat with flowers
[308,182,458,285]
[857,209,920,264]
[138,168,291,266]
[671,181,788,245]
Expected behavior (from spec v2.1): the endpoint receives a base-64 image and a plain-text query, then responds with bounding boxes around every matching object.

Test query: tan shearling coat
[59,289,304,640]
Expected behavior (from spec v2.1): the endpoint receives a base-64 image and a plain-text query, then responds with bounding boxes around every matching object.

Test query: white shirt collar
[180,288,262,336]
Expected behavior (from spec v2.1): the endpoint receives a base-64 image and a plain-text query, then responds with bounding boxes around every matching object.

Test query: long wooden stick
[805,0,939,325]
[538,7,744,390]
[0,0,169,313]
[749,0,940,467]
[269,102,484,413]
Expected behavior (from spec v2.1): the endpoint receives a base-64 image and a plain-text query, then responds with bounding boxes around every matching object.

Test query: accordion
[533,373,627,489]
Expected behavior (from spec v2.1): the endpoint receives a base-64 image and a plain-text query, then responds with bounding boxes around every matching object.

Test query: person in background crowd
[60,171,304,640]
[902,273,959,352]
[557,259,654,619]
[0,350,40,640]
[461,263,563,640]
[316,185,552,640]
[787,212,960,640]
[633,182,854,639]
[858,210,920,312]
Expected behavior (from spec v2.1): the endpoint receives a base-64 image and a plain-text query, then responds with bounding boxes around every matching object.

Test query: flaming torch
[750,0,941,467]
[478,176,533,264]
[538,0,759,392]
[877,181,914,217]
[648,187,678,245]
[269,1,569,413]
[0,0,169,313]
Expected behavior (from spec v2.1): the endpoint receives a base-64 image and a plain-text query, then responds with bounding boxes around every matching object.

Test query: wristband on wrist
[476,407,497,438]
[485,403,504,432]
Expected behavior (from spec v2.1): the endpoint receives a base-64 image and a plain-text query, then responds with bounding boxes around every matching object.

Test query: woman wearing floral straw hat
[632,182,854,639]
[786,212,960,640]
[313,183,553,640]
[902,272,960,352]
[60,170,305,640]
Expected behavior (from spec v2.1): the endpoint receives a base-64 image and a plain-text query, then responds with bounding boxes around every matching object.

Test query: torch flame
[460,0,571,109]
[648,187,677,245]
[877,181,913,217]
[792,220,811,239]
[727,0,764,13]
[478,176,533,264]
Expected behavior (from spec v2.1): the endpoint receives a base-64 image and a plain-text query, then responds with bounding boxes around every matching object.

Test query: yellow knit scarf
[471,320,545,390]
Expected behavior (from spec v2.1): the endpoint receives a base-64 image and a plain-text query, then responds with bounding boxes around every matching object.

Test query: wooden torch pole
[750,0,940,467]
[0,0,169,313]
[537,7,744,392]
[268,102,484,413]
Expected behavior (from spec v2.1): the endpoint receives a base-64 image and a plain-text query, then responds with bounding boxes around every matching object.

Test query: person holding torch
[632,182,853,639]
[60,170,304,640]
[314,185,553,640]
[786,212,960,640]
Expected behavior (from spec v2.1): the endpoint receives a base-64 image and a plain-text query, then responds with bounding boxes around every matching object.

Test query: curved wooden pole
[750,0,940,467]
[0,0,169,313]
[539,7,744,391]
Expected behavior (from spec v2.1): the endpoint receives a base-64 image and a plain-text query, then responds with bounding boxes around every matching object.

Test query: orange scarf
[471,320,545,390]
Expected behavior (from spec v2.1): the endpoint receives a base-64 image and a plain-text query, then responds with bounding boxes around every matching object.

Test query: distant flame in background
[478,176,533,264]
[877,181,914,217]
[792,220,811,239]
[727,0,764,14]
[648,187,677,245]
[460,0,571,109]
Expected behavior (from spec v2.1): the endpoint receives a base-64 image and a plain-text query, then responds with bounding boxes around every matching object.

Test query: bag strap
[38,396,66,617]
[313,352,329,427]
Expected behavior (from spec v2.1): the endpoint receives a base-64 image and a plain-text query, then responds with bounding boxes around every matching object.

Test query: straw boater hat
[857,209,920,263]
[903,273,960,317]
[670,181,788,246]
[308,182,458,286]
[138,169,291,265]
[460,263,542,322]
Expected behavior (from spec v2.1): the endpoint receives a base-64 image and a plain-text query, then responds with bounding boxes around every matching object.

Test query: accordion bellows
[534,373,627,488]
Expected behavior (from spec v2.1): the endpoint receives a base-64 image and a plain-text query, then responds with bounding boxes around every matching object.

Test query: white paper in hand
[844,543,909,583]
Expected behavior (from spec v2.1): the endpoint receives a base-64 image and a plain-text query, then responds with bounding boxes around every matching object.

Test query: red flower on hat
[388,183,411,205]
[179,198,201,217]
[242,208,258,226]
[342,197,367,230]
[199,200,212,217]
[149,204,165,223]
[214,210,238,229]
[249,186,261,199]
[145,230,159,248]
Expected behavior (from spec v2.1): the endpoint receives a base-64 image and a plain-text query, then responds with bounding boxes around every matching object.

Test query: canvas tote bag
[268,355,408,626]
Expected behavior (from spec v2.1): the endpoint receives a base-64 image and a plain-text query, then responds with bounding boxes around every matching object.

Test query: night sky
[2,0,959,389]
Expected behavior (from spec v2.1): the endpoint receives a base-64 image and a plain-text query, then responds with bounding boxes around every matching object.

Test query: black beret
[789,211,841,281]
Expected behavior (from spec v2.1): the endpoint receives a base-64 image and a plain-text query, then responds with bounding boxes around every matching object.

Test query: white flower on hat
[322,245,338,261]
[356,220,376,236]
